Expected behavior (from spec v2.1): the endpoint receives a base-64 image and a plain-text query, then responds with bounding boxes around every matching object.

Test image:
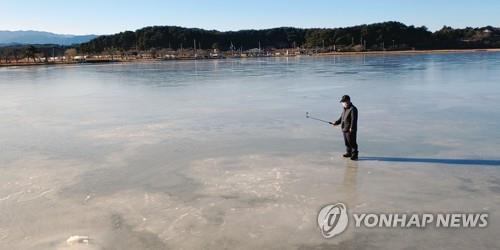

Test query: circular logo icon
[317,203,349,238]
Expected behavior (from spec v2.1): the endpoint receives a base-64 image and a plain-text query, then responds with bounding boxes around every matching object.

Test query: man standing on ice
[333,95,358,160]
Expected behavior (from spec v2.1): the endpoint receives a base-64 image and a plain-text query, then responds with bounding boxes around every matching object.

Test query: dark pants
[343,131,358,153]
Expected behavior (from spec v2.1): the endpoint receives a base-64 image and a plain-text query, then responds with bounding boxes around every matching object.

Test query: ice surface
[0,53,499,249]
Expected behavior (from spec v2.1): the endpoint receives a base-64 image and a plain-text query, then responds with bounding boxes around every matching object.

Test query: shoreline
[1,48,500,68]
[315,48,500,56]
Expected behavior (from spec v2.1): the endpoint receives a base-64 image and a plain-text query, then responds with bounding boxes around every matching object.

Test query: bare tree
[65,48,77,61]
[24,45,39,62]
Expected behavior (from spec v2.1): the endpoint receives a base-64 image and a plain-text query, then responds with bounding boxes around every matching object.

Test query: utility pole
[135,40,139,60]
[193,39,197,58]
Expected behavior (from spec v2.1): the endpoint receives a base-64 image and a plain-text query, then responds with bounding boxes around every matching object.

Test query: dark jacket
[334,103,358,132]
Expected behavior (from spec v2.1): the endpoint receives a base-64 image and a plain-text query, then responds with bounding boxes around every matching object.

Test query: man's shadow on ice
[358,156,500,167]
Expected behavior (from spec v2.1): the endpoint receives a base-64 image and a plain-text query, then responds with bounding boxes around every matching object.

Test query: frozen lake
[1,52,500,249]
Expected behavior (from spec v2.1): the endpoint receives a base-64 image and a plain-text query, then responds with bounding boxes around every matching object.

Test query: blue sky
[1,0,499,35]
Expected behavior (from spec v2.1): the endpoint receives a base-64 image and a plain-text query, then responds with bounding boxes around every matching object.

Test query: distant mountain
[0,30,98,45]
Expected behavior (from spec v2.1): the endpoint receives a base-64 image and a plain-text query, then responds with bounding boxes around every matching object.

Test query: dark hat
[340,95,350,102]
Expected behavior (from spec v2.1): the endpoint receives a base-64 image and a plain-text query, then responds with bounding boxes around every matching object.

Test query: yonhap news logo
[317,202,489,238]
[317,203,349,238]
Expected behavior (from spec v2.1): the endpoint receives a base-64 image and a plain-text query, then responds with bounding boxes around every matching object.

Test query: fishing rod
[306,112,333,125]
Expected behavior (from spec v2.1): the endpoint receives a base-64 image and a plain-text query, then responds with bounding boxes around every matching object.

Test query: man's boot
[343,152,352,158]
[350,151,358,160]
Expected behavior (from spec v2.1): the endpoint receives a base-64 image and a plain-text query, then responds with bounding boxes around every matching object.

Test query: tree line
[79,21,500,53]
[0,44,70,63]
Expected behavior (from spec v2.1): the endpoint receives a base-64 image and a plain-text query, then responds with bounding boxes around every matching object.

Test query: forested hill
[80,22,500,52]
